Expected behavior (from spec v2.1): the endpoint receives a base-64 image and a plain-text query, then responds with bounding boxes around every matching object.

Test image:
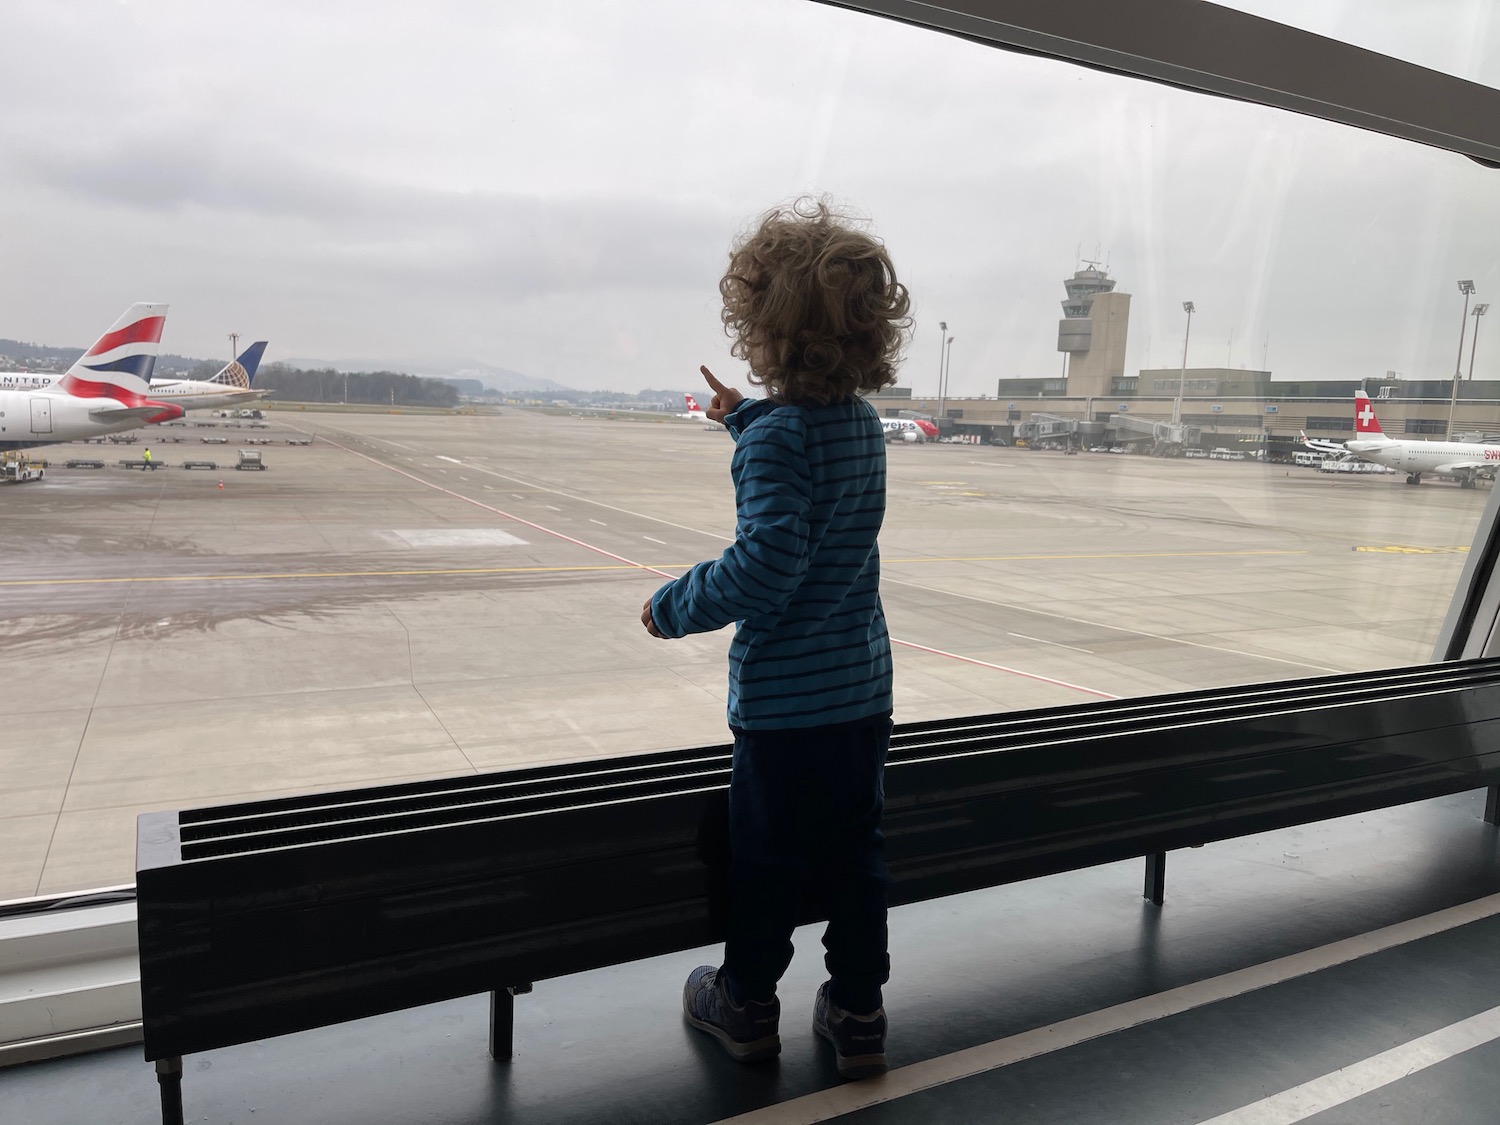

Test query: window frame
[7,0,1500,1067]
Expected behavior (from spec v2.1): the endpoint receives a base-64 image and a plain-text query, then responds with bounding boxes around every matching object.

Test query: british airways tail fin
[209,341,269,389]
[55,303,168,400]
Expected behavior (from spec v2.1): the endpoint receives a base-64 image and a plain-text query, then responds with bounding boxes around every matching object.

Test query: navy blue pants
[721,713,891,1014]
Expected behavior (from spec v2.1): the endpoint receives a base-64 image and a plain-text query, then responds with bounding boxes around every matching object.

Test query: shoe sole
[813,1019,888,1080]
[683,989,780,1063]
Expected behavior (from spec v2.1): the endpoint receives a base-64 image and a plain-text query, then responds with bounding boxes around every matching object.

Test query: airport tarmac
[0,406,1489,900]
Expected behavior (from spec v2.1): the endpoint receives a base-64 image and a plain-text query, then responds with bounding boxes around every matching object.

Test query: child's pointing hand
[700,366,744,424]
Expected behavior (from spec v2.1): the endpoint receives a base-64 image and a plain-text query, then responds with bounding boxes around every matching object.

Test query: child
[641,198,910,1080]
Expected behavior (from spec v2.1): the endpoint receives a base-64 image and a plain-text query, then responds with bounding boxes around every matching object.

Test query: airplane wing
[89,405,172,423]
[1434,461,1498,478]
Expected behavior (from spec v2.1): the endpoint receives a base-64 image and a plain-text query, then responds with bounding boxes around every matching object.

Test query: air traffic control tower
[1057,264,1131,397]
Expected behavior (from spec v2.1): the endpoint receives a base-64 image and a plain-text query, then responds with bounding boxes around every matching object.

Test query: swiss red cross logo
[1357,403,1377,429]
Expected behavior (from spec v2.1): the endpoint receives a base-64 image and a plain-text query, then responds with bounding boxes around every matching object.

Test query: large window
[1,0,1498,903]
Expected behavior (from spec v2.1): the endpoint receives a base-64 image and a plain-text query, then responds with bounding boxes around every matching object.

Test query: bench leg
[489,983,533,1060]
[1486,785,1500,826]
[155,1056,184,1125]
[1144,851,1166,906]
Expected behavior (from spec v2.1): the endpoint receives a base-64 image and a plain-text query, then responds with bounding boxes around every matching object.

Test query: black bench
[136,661,1500,1124]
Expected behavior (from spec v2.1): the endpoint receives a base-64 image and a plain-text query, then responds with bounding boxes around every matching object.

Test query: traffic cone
[218,479,224,490]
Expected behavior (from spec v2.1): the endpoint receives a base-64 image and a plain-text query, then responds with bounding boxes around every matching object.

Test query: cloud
[2,0,1500,391]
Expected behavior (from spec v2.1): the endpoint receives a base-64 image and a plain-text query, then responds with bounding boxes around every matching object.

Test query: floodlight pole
[939,335,954,422]
[936,320,946,409]
[229,333,239,363]
[1468,304,1489,383]
[1174,302,1194,426]
[1448,281,1475,438]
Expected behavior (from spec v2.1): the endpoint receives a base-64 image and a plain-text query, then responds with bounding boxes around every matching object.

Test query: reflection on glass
[0,0,1496,899]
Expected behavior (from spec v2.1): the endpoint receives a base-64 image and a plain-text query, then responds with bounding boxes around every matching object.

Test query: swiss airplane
[679,393,709,421]
[149,341,269,409]
[1298,429,1346,456]
[882,417,939,442]
[1344,389,1499,488]
[0,303,182,451]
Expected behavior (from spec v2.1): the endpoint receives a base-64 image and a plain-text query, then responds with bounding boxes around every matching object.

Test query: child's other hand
[641,597,665,639]
[700,366,744,424]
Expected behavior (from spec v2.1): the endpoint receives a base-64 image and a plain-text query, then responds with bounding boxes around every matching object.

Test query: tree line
[253,363,460,407]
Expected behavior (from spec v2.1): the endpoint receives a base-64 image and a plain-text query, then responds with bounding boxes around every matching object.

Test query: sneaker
[682,965,781,1062]
[812,981,887,1079]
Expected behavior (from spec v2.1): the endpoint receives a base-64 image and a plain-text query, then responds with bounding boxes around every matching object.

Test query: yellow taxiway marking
[0,549,1309,588]
[1352,545,1470,554]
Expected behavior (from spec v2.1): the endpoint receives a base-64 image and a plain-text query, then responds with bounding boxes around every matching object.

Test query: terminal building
[874,266,1499,456]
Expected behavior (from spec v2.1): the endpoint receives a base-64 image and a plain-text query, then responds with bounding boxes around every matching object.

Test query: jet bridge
[1106,412,1201,454]
[1013,413,1106,447]
[1013,412,1198,453]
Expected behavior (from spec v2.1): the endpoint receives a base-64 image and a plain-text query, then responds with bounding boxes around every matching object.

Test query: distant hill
[285,357,570,394]
[0,338,207,372]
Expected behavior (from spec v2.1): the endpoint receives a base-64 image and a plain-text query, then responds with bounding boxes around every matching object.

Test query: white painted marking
[883,575,1344,677]
[390,529,528,548]
[893,639,1115,699]
[511,494,526,501]
[545,505,562,512]
[437,455,463,464]
[1009,631,1095,655]
[458,476,469,481]
[589,519,607,526]
[643,536,668,545]
[1197,1004,1500,1124]
[708,893,1500,1125]
[313,436,679,581]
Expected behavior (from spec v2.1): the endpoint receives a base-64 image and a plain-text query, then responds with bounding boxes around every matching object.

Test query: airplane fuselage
[1,371,260,411]
[1346,437,1500,479]
[148,380,264,409]
[0,388,152,450]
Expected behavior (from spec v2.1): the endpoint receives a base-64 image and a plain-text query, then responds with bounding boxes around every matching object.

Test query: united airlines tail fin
[209,341,269,389]
[55,303,168,402]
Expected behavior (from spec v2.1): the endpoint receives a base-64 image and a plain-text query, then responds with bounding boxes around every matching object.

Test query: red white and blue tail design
[55,303,168,402]
[53,303,181,423]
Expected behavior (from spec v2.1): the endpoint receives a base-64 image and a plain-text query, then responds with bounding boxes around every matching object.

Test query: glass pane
[1,0,1498,899]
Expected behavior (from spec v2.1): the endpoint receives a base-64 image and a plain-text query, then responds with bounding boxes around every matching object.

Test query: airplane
[0,303,181,451]
[1298,429,1347,456]
[679,393,708,421]
[1344,388,1500,488]
[882,417,939,443]
[0,341,268,411]
[149,341,269,409]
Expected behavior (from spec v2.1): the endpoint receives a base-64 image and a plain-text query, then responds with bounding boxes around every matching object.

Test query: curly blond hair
[719,198,911,406]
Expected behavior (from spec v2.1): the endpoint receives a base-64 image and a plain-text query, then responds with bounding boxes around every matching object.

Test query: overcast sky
[2,1,1499,395]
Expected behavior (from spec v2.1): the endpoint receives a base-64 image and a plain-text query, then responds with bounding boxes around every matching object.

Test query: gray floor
[0,404,1487,899]
[4,791,1498,1124]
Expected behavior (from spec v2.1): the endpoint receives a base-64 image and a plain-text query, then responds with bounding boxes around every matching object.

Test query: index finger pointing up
[700,365,729,393]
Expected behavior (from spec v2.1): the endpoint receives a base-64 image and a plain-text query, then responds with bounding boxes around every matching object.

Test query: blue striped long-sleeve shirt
[650,395,892,731]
